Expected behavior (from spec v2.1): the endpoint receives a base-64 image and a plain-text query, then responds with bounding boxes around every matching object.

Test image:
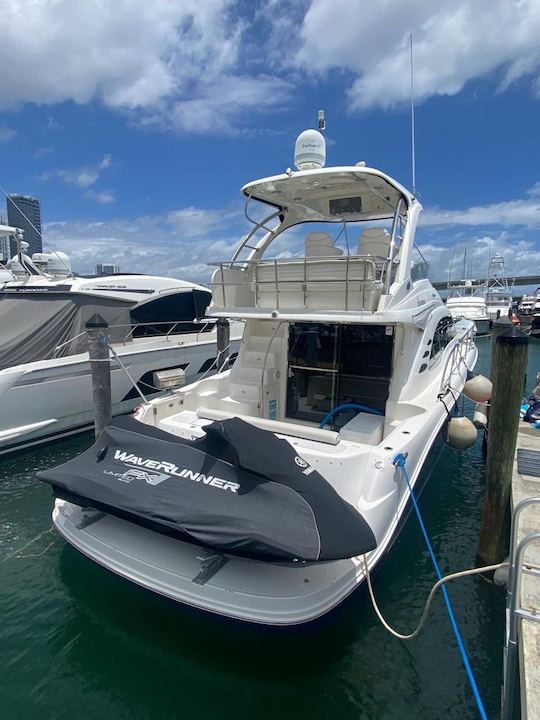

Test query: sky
[0,0,539,289]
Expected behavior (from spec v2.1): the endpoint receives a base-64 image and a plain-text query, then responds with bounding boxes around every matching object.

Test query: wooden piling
[86,313,112,439]
[216,317,230,371]
[490,315,513,368]
[477,326,529,566]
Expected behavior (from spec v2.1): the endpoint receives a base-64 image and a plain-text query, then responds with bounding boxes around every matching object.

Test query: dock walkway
[511,422,540,719]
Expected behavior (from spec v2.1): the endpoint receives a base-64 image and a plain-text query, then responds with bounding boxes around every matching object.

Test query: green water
[1,338,539,720]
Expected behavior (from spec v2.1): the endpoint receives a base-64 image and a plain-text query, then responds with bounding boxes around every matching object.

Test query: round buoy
[446,416,477,449]
[473,402,488,429]
[463,374,492,403]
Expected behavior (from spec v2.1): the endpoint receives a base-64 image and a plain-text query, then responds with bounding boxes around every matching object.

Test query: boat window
[430,316,454,359]
[286,322,393,426]
[130,290,212,337]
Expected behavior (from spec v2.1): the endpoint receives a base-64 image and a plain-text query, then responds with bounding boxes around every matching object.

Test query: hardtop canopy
[241,166,412,227]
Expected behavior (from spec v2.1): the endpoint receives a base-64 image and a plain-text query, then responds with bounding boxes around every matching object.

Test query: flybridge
[113,450,240,493]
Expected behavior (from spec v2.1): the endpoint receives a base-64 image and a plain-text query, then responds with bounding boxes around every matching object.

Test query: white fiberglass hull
[0,334,239,455]
[51,335,476,625]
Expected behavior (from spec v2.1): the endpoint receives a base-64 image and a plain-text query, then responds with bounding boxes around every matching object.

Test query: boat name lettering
[113,450,240,493]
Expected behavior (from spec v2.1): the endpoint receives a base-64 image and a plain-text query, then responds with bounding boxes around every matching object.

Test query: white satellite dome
[47,251,71,276]
[294,129,326,170]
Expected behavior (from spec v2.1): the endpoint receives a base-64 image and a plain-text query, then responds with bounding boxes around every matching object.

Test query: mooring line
[380,453,488,719]
[362,555,506,641]
[0,526,55,563]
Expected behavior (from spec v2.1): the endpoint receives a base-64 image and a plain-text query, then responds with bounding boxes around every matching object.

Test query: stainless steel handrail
[53,319,216,355]
[209,255,387,310]
[385,197,403,294]
[209,256,383,283]
[502,499,540,720]
[438,323,475,394]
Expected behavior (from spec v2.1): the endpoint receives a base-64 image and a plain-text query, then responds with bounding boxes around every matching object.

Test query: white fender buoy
[473,402,488,429]
[463,374,492,403]
[446,416,477,449]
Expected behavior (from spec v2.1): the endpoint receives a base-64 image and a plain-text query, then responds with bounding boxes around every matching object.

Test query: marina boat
[518,290,538,327]
[42,126,478,625]
[446,280,491,336]
[0,245,241,454]
[485,254,512,322]
[529,289,540,339]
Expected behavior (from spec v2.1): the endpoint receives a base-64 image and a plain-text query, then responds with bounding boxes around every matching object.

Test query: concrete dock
[510,421,540,719]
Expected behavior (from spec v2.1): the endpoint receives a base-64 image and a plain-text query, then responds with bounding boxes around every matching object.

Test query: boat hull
[0,335,240,455]
[51,387,469,625]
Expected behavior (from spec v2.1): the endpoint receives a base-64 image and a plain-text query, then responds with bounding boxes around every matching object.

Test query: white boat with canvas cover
[0,242,241,454]
[49,125,477,625]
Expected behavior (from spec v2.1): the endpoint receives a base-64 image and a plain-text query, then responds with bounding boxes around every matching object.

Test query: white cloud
[168,75,292,135]
[418,231,540,285]
[165,207,232,236]
[294,0,540,109]
[3,2,537,132]
[0,0,290,134]
[83,189,115,204]
[34,146,54,159]
[0,124,16,143]
[40,154,113,189]
[42,206,243,282]
[421,182,540,228]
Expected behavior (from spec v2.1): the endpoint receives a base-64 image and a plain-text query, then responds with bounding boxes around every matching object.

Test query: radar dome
[47,251,71,276]
[294,129,326,170]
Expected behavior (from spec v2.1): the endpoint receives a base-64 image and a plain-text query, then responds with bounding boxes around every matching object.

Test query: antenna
[409,33,416,197]
[318,110,325,133]
[448,247,455,287]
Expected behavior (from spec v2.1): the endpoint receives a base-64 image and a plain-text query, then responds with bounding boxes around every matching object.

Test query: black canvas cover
[39,416,376,562]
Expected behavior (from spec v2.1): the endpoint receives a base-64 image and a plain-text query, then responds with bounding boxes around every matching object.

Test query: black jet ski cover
[38,415,376,562]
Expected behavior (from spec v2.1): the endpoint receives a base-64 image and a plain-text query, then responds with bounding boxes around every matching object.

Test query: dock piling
[477,326,529,566]
[86,313,112,439]
[216,318,230,371]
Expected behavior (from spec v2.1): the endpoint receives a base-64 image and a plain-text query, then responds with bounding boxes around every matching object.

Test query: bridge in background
[432,275,540,291]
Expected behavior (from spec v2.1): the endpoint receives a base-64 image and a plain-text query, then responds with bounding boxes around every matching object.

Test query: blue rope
[319,402,383,429]
[393,453,488,720]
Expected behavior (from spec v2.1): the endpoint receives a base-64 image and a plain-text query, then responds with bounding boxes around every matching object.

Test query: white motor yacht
[446,280,491,336]
[529,288,540,339]
[485,254,512,322]
[0,245,241,454]
[518,291,537,325]
[44,127,478,625]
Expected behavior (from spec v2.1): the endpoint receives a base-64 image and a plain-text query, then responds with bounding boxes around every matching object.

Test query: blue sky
[0,0,539,287]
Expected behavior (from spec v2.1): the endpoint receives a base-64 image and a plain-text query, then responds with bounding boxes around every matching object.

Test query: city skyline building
[6,194,42,257]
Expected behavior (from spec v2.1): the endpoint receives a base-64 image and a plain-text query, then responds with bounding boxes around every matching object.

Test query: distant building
[6,194,42,256]
[96,263,120,275]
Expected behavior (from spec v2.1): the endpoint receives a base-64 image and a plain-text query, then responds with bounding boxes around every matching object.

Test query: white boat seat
[358,227,391,259]
[305,231,343,257]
